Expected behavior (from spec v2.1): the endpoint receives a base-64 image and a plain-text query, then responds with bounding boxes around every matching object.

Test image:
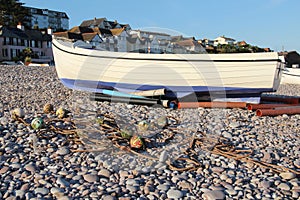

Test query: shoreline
[0,65,299,199]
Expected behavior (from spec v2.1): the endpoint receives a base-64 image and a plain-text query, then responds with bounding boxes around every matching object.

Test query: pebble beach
[0,65,300,199]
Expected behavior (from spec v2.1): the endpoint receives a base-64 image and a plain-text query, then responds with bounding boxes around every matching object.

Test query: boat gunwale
[52,39,282,63]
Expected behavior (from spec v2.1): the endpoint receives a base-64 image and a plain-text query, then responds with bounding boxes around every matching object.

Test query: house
[200,38,214,47]
[263,48,271,52]
[237,40,248,47]
[80,18,131,31]
[205,46,215,53]
[171,36,205,53]
[56,25,122,51]
[53,31,83,41]
[175,38,205,54]
[54,28,104,48]
[110,28,127,52]
[126,32,140,52]
[82,33,103,47]
[132,30,172,53]
[25,6,69,31]
[80,18,108,29]
[280,51,300,68]
[214,36,236,46]
[0,24,53,63]
[68,26,95,34]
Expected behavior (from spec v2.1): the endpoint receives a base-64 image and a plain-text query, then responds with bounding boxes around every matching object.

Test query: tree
[0,0,31,28]
[20,47,34,62]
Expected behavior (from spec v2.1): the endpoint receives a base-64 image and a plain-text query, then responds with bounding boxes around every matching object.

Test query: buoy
[56,107,68,119]
[130,135,144,149]
[43,103,54,114]
[11,108,25,120]
[120,129,132,139]
[31,117,44,129]
[95,114,105,125]
[137,120,149,131]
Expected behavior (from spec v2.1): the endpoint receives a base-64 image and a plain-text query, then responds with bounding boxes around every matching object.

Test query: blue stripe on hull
[60,78,274,99]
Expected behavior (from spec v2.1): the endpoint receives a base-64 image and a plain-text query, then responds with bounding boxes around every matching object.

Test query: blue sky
[21,0,299,52]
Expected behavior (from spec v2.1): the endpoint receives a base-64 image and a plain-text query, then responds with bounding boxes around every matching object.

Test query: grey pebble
[15,190,25,198]
[56,177,70,187]
[0,166,9,174]
[72,175,82,181]
[127,185,138,193]
[24,163,36,173]
[50,187,64,194]
[119,170,129,178]
[10,163,21,169]
[279,172,296,180]
[229,122,239,128]
[83,174,99,183]
[222,131,232,139]
[202,190,225,200]
[157,184,170,191]
[159,150,168,163]
[57,196,70,200]
[126,178,139,186]
[98,169,111,178]
[278,183,290,191]
[34,187,49,195]
[167,189,184,199]
[260,180,271,189]
[225,189,237,196]
[294,159,300,168]
[211,167,225,173]
[292,191,299,199]
[102,195,117,200]
[56,147,70,156]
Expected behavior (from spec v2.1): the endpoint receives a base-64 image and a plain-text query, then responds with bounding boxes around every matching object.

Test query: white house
[126,31,142,52]
[129,30,172,53]
[214,36,236,46]
[82,33,103,47]
[110,28,127,52]
[200,38,214,47]
[175,39,205,54]
[80,18,108,29]
[25,7,69,31]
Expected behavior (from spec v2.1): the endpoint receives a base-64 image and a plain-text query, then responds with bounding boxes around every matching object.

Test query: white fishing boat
[52,37,284,102]
[281,67,300,84]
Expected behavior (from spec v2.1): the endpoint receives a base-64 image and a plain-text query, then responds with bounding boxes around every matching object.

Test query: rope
[14,110,300,175]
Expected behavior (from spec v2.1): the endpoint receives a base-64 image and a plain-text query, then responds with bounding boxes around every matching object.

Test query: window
[11,49,17,58]
[47,41,52,48]
[3,37,7,45]
[2,49,8,57]
[17,49,21,56]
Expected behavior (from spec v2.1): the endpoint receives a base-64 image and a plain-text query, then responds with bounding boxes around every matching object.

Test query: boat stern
[272,60,285,91]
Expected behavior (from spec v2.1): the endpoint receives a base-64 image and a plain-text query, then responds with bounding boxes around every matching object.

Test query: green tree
[0,0,31,27]
[20,47,33,62]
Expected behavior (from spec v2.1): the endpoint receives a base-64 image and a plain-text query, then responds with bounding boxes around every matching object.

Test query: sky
[21,0,300,52]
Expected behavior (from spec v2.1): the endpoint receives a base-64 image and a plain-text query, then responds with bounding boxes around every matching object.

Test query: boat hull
[281,68,300,85]
[52,38,284,99]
